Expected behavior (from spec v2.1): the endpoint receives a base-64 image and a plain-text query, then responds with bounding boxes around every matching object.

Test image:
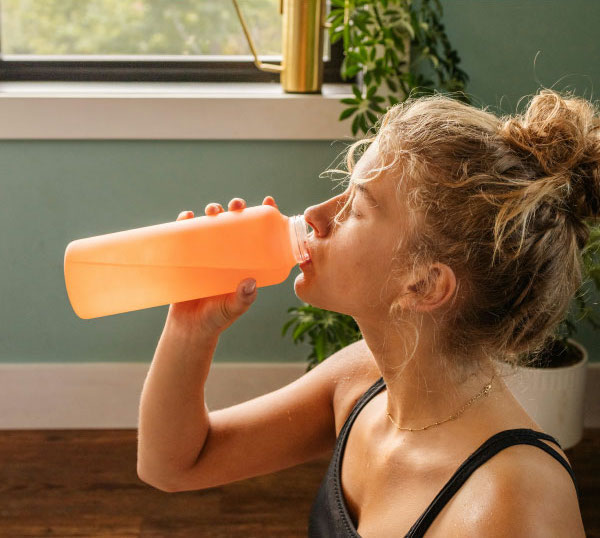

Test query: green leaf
[347,50,363,63]
[351,114,361,136]
[281,318,296,337]
[315,332,326,361]
[352,84,363,100]
[341,97,360,105]
[366,110,379,124]
[292,321,314,342]
[398,19,415,39]
[359,113,369,133]
[346,65,363,77]
[333,325,349,348]
[339,107,358,120]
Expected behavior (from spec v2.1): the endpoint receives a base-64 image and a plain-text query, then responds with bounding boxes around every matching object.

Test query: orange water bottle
[64,204,311,319]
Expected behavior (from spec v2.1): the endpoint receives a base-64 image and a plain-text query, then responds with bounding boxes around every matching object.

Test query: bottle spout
[289,215,312,264]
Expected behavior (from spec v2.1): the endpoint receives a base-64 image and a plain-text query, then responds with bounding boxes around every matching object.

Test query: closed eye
[354,182,379,208]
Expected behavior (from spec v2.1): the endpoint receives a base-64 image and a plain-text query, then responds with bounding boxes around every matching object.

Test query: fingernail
[243,280,256,294]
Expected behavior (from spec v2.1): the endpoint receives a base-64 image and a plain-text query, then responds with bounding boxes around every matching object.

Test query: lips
[302,242,313,266]
[299,254,313,271]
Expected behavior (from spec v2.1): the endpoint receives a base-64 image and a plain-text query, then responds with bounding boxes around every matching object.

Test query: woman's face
[295,142,406,319]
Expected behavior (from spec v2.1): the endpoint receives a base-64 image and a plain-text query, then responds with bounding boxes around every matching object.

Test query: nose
[303,193,346,238]
[304,203,330,239]
[303,206,319,237]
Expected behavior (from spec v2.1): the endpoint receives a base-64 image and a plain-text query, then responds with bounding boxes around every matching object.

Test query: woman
[138,88,592,536]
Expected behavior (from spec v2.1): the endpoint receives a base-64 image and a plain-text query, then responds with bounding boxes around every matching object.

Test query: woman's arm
[136,316,218,491]
[136,199,263,491]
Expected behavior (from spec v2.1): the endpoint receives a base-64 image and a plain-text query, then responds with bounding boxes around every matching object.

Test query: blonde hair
[322,88,600,383]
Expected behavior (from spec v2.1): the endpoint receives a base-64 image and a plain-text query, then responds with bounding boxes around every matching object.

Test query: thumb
[239,278,257,300]
[210,279,257,333]
[223,277,257,316]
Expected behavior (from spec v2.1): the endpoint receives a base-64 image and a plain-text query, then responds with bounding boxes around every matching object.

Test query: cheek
[333,238,381,285]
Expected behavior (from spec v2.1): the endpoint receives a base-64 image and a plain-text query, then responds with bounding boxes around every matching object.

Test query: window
[0,0,348,83]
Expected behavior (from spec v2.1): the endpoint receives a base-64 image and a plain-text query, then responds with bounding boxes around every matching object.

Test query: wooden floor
[0,428,597,537]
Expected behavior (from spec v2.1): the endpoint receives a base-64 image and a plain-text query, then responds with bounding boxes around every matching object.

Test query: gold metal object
[232,0,329,93]
[386,373,496,432]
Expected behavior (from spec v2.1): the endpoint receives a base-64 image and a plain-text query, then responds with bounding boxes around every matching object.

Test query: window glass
[1,0,283,57]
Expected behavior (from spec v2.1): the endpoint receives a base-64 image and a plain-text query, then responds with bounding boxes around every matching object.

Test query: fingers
[181,196,277,221]
[205,203,224,215]
[205,199,245,215]
[176,210,194,221]
[228,198,245,211]
[263,196,278,208]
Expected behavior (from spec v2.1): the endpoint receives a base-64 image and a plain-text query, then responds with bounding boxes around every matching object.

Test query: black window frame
[0,40,348,82]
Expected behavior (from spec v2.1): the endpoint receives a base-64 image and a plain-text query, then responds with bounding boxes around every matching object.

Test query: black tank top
[308,376,580,537]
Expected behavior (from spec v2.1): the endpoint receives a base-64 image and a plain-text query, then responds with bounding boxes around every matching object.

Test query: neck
[356,319,499,433]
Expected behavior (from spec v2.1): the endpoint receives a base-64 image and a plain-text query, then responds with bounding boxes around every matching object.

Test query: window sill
[0,81,356,140]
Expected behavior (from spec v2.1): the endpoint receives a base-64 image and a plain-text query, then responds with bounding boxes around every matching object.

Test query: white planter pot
[493,338,588,450]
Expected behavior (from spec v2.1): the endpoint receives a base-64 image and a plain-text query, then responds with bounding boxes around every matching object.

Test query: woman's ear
[406,263,456,313]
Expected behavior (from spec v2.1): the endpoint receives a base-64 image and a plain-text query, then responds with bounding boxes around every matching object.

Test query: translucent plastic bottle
[64,204,311,319]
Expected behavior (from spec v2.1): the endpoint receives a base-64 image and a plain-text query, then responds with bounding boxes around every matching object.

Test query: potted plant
[328,0,470,136]
[282,0,600,449]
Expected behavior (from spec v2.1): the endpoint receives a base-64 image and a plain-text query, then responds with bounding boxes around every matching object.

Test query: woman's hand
[166,196,279,337]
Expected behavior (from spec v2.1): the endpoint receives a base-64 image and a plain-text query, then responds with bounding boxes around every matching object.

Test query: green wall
[441,0,598,113]
[1,0,599,364]
[0,141,345,363]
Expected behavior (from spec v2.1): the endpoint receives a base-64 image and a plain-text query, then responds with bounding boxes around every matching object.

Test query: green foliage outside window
[2,0,280,55]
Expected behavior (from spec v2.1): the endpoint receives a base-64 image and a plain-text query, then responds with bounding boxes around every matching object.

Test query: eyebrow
[353,182,379,206]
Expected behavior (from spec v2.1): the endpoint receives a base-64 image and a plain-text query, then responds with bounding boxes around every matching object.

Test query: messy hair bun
[498,89,600,247]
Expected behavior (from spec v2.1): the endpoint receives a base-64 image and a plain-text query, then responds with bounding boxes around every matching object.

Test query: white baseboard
[0,361,598,430]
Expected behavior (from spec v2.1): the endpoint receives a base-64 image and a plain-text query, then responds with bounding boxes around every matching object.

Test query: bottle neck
[288,215,311,264]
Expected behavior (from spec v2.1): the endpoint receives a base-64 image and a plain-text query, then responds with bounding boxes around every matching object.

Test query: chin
[293,273,312,299]
[294,274,322,307]
[293,278,345,314]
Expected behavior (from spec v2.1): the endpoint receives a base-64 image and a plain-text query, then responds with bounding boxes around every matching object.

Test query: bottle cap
[289,215,311,264]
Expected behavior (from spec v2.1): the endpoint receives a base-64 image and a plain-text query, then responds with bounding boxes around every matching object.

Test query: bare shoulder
[330,338,381,438]
[438,441,585,537]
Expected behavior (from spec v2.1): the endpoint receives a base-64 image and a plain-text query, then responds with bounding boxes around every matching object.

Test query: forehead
[351,142,384,183]
[349,143,413,224]
[349,142,393,204]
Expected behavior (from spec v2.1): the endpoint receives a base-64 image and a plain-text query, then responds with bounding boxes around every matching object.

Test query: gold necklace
[385,373,496,432]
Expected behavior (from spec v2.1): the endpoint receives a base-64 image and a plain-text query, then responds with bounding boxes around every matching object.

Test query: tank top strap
[405,428,581,537]
[336,376,386,444]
